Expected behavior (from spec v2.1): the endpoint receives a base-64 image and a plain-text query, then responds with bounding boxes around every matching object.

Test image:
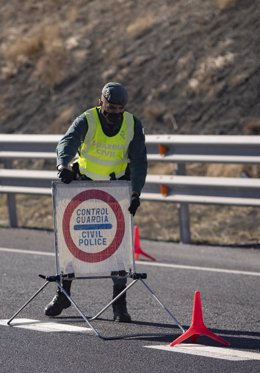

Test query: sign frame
[52,180,134,276]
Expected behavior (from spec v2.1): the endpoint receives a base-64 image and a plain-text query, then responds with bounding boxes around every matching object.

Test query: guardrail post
[4,159,18,228]
[176,163,191,243]
[177,203,191,243]
[7,193,18,228]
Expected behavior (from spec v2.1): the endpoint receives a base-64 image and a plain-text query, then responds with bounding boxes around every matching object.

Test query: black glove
[128,192,140,216]
[58,168,75,184]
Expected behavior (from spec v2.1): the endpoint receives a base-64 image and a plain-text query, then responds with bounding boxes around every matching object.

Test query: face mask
[103,111,123,124]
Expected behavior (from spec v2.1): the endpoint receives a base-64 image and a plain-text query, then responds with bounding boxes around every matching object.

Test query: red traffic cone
[169,290,230,347]
[133,225,156,261]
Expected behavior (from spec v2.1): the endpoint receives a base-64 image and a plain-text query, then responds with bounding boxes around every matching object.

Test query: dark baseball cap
[102,82,128,106]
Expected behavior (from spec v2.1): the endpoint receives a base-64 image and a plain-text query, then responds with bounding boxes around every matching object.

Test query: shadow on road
[53,315,260,347]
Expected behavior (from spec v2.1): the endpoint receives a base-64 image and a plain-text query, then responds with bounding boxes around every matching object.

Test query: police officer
[45,82,147,322]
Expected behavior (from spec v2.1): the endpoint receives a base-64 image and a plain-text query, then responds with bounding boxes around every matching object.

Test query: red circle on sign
[62,189,125,263]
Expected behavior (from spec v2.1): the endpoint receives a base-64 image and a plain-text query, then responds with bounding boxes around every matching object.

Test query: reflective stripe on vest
[77,107,134,180]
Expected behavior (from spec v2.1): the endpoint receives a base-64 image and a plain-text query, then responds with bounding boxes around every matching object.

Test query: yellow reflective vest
[77,107,134,180]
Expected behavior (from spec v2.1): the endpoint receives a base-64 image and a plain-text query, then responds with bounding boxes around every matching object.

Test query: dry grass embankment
[3,23,70,88]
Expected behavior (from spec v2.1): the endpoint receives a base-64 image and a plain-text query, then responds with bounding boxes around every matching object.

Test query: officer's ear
[99,97,105,107]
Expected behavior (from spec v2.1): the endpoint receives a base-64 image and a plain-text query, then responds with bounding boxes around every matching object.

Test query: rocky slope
[1,0,260,136]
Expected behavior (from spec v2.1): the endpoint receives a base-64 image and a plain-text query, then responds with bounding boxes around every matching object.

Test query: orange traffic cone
[133,225,156,261]
[169,290,230,347]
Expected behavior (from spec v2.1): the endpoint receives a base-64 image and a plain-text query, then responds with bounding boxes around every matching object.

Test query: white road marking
[0,246,260,277]
[0,318,91,333]
[0,247,54,256]
[137,261,260,277]
[145,344,260,361]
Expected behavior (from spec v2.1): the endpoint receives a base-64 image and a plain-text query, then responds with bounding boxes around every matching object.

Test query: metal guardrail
[1,134,260,243]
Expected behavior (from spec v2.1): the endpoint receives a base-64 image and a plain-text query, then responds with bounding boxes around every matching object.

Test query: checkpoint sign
[53,180,133,275]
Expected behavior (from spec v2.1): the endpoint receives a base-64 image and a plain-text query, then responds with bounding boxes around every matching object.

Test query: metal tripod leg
[140,279,185,333]
[88,277,185,340]
[7,277,101,338]
[56,283,101,337]
[89,279,138,321]
[7,281,50,325]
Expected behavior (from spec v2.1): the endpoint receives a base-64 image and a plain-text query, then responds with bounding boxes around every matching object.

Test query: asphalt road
[0,227,260,373]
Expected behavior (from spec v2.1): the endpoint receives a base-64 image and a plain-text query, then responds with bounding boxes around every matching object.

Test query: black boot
[44,280,72,317]
[112,287,131,323]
